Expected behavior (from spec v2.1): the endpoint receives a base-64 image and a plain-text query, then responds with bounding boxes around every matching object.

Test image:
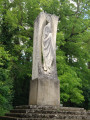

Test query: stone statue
[31,12,59,80]
[42,21,54,73]
[29,12,60,106]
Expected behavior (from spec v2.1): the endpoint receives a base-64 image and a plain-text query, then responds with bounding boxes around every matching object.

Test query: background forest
[0,0,90,115]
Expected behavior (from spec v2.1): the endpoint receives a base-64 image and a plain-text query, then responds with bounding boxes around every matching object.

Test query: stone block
[29,78,60,106]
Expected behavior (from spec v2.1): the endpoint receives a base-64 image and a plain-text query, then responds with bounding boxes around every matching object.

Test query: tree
[57,0,90,108]
[0,47,13,115]
[0,0,42,106]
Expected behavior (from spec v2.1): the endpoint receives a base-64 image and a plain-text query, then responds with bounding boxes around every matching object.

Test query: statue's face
[45,26,50,37]
[44,23,51,38]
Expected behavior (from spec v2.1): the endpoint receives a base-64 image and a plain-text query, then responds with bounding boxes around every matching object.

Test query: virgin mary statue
[42,22,54,73]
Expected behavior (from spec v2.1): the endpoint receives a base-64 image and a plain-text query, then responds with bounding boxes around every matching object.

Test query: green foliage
[56,49,84,105]
[40,0,60,15]
[60,67,84,104]
[0,0,41,106]
[56,0,90,108]
[0,47,13,115]
[0,0,90,112]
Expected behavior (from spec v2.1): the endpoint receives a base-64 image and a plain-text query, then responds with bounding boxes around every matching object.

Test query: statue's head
[44,23,51,38]
[46,15,51,23]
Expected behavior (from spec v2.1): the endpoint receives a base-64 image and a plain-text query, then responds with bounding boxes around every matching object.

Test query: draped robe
[42,23,54,73]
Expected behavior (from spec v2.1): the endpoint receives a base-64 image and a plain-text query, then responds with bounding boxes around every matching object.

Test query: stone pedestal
[29,78,60,106]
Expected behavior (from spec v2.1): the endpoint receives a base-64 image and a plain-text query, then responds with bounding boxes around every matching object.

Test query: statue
[42,21,54,73]
[31,12,59,80]
[29,12,60,106]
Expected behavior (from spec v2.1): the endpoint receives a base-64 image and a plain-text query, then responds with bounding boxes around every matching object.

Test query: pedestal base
[29,78,60,106]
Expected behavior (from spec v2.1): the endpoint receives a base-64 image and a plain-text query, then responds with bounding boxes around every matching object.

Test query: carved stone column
[29,12,60,106]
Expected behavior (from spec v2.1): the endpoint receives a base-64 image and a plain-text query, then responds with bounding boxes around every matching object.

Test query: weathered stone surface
[10,110,86,115]
[5,113,87,119]
[15,105,85,111]
[29,12,60,106]
[87,110,90,120]
[87,110,90,115]
[29,78,60,106]
[32,12,58,80]
[0,105,89,120]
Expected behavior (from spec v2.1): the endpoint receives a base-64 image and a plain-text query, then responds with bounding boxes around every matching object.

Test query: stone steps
[0,116,83,120]
[15,105,85,111]
[87,110,90,120]
[87,110,90,115]
[0,105,89,120]
[5,112,86,118]
[5,113,87,119]
[0,116,60,120]
[10,109,85,115]
[0,116,17,120]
